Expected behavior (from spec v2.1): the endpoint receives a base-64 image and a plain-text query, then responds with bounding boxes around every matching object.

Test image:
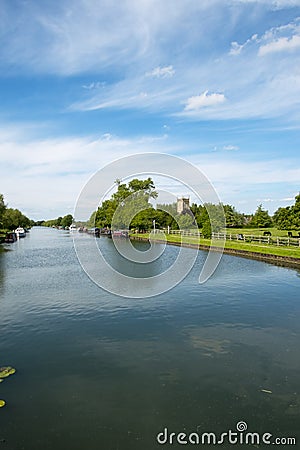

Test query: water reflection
[0,227,299,450]
[0,248,7,294]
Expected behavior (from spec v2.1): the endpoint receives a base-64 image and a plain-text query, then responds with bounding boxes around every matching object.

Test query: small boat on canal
[69,224,78,232]
[112,230,129,238]
[4,232,17,243]
[15,227,26,238]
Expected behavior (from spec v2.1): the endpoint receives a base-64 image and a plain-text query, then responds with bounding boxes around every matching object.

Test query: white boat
[69,224,77,232]
[15,227,26,238]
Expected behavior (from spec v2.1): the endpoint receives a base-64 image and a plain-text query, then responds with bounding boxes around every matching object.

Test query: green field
[223,227,299,238]
[131,232,300,260]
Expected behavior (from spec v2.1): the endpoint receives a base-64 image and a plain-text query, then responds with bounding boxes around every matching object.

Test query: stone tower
[177,197,190,214]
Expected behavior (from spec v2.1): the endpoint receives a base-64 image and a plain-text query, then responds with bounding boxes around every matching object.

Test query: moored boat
[15,227,26,238]
[4,232,17,243]
[112,230,129,238]
[87,227,100,237]
[69,224,78,231]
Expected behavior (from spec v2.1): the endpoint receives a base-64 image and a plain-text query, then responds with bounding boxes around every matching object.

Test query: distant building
[177,197,190,214]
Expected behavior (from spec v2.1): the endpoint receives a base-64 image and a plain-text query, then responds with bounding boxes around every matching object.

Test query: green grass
[131,232,300,259]
[223,227,299,237]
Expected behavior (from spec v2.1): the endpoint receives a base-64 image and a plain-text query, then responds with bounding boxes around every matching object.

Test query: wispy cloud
[82,82,106,90]
[2,0,297,124]
[184,91,226,111]
[73,12,300,123]
[223,145,239,151]
[146,65,175,78]
[1,121,299,218]
[231,17,300,57]
[229,34,258,55]
[259,34,300,55]
[0,124,179,219]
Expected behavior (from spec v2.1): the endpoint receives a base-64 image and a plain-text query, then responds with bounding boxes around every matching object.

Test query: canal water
[0,227,299,449]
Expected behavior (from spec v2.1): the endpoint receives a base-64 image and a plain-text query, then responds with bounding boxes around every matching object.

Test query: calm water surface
[0,227,299,449]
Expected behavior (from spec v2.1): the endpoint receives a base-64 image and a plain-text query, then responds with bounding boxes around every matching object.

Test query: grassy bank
[222,227,298,237]
[131,232,300,260]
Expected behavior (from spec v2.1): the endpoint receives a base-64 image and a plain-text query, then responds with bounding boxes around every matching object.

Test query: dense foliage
[85,181,300,233]
[42,214,74,228]
[273,194,300,230]
[93,178,158,230]
[248,204,273,228]
[0,194,32,231]
[4,183,297,234]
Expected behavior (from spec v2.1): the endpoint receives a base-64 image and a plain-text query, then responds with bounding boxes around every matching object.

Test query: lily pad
[0,367,16,378]
[0,400,5,408]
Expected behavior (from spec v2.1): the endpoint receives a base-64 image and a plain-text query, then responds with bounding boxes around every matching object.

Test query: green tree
[201,219,212,238]
[0,194,6,216]
[223,204,245,228]
[130,207,157,231]
[87,210,97,227]
[0,194,7,228]
[249,205,272,228]
[2,208,31,230]
[205,203,225,232]
[273,194,300,230]
[273,206,292,230]
[177,213,195,230]
[56,216,62,227]
[93,178,157,229]
[155,205,178,230]
[61,214,73,228]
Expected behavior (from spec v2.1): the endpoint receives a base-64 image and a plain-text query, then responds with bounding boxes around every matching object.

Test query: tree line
[27,179,300,233]
[42,214,74,229]
[83,179,299,233]
[0,194,32,231]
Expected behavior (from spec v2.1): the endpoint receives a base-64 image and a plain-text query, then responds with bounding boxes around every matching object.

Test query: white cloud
[0,124,180,219]
[229,42,244,56]
[196,157,300,186]
[101,133,113,141]
[146,65,175,78]
[82,82,105,90]
[223,145,239,151]
[0,1,217,76]
[1,121,299,218]
[259,34,300,55]
[231,0,300,7]
[184,91,226,111]
[229,20,300,58]
[2,1,300,125]
[229,34,258,55]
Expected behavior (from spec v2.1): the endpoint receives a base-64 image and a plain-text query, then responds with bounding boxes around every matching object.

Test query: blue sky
[0,0,300,220]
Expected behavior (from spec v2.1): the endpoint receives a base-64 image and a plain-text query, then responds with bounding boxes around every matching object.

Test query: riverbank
[131,233,300,269]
